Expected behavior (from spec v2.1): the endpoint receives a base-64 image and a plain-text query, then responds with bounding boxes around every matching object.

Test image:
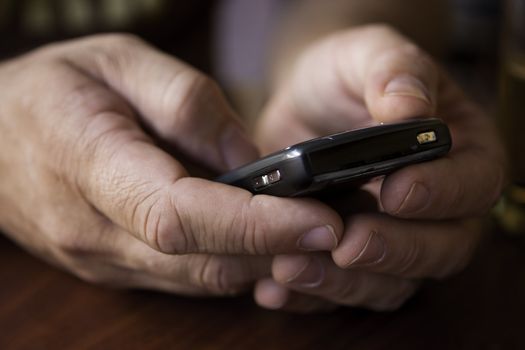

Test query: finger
[256,95,321,154]
[128,256,271,297]
[55,34,258,171]
[123,236,273,295]
[258,25,505,221]
[64,221,273,296]
[300,26,505,218]
[326,27,505,219]
[328,25,439,124]
[266,25,439,137]
[347,26,439,123]
[254,278,337,313]
[272,254,418,311]
[380,103,506,219]
[332,214,481,279]
[73,262,225,296]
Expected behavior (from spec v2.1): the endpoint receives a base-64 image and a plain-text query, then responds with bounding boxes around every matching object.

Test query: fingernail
[220,125,259,170]
[347,231,385,267]
[284,256,325,288]
[298,225,337,251]
[395,182,430,215]
[384,75,431,104]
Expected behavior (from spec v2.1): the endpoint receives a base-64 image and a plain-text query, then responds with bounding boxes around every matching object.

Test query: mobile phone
[216,118,451,197]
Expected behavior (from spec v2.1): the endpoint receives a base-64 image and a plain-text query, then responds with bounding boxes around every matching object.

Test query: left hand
[253,25,506,312]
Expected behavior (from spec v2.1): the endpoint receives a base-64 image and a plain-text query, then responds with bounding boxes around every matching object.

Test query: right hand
[253,25,505,312]
[0,34,343,295]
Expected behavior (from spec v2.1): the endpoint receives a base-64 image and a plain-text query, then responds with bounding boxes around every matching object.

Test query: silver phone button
[267,170,281,184]
[252,170,281,190]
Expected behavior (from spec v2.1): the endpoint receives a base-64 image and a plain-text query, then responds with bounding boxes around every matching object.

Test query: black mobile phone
[216,118,451,197]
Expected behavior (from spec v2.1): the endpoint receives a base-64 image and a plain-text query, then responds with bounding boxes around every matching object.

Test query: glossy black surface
[217,118,451,197]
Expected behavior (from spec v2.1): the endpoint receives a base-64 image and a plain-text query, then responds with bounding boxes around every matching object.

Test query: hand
[254,25,506,312]
[0,34,344,296]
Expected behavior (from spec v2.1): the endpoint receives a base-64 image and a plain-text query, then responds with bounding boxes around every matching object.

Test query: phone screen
[308,130,424,175]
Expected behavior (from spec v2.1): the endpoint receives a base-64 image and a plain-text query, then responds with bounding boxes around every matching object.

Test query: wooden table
[1,223,524,350]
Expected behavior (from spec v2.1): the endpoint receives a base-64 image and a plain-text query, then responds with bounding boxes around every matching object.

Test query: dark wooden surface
[1,223,524,350]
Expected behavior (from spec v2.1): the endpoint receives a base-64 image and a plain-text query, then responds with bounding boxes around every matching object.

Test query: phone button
[252,170,281,190]
[417,130,437,144]
[267,170,281,183]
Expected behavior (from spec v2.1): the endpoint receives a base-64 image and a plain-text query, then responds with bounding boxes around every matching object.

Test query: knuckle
[139,195,165,251]
[333,275,363,302]
[390,43,433,70]
[50,232,125,287]
[192,190,266,255]
[396,42,426,59]
[79,112,140,157]
[96,33,147,51]
[59,82,127,122]
[136,191,192,254]
[103,34,145,70]
[85,33,148,87]
[212,193,261,255]
[51,227,91,257]
[371,37,436,77]
[167,71,218,129]
[237,196,272,254]
[71,265,130,288]
[191,256,244,295]
[49,221,114,261]
[394,232,424,277]
[369,289,414,312]
[184,71,216,94]
[73,268,109,285]
[364,23,399,38]
[334,215,380,269]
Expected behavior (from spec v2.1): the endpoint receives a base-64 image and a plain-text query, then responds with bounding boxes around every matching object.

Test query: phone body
[216,118,451,197]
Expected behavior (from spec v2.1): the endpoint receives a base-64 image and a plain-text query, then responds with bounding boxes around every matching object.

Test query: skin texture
[0,34,345,296]
[253,25,507,312]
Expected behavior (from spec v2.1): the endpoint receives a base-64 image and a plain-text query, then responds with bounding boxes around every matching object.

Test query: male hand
[254,25,506,312]
[0,34,344,295]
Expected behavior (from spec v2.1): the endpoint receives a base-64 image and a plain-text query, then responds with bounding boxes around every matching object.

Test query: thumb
[362,42,439,122]
[259,24,440,149]
[336,25,440,122]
